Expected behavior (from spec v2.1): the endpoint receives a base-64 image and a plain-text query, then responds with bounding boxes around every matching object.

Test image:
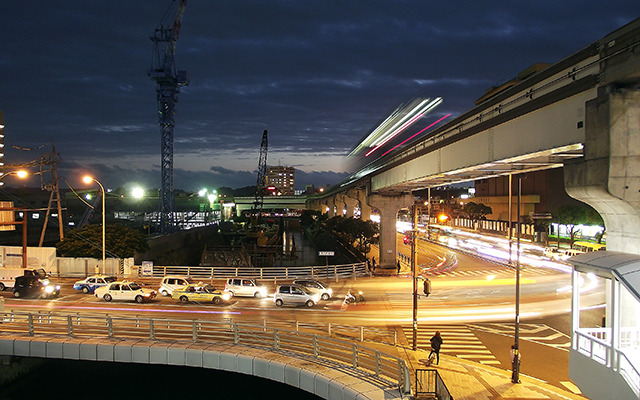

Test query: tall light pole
[511,175,523,384]
[0,170,29,269]
[83,176,105,273]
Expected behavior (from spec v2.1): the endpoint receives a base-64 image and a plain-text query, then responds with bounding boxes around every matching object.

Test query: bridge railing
[415,368,453,400]
[147,262,370,281]
[0,311,411,395]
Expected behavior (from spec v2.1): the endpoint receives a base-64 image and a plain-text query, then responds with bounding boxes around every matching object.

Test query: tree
[462,202,492,229]
[56,223,149,258]
[552,204,603,248]
[323,216,378,253]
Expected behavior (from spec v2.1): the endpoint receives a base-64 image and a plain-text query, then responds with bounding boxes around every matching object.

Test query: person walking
[429,331,443,365]
[371,257,376,272]
[397,260,401,274]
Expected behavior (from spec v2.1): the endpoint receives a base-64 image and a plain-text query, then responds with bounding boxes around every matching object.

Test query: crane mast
[254,130,268,213]
[148,0,188,233]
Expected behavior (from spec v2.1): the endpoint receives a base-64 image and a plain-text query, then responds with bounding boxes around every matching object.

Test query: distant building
[266,166,295,195]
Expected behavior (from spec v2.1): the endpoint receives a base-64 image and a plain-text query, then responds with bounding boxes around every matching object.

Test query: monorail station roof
[570,251,640,302]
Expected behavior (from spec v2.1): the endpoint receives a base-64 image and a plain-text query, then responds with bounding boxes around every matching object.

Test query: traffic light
[423,278,431,296]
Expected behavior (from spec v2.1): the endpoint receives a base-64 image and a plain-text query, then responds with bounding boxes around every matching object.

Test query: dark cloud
[1,1,638,191]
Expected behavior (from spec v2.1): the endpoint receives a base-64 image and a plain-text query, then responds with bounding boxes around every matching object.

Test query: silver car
[274,284,320,308]
[292,279,333,300]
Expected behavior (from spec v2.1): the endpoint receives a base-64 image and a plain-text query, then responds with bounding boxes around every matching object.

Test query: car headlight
[44,285,54,294]
[313,294,320,303]
[259,287,268,296]
[222,293,231,301]
[328,288,333,295]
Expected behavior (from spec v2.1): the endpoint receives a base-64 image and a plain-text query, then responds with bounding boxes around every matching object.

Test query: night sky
[1,1,638,192]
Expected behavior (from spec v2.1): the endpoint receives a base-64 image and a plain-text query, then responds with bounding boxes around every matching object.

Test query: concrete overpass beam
[565,88,640,254]
[367,192,415,269]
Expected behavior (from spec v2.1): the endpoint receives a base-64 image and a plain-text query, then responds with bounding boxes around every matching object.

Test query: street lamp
[83,175,105,273]
[0,169,29,268]
[0,169,28,185]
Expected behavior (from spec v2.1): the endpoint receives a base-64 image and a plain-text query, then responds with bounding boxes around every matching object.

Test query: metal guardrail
[260,319,397,346]
[415,368,453,399]
[0,311,411,395]
[145,262,369,281]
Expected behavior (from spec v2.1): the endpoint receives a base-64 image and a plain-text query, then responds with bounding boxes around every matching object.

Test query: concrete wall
[0,333,404,400]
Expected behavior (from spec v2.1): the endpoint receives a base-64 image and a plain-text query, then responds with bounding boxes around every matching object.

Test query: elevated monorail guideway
[342,19,640,193]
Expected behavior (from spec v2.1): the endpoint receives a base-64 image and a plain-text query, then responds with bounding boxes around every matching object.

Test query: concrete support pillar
[565,89,640,254]
[327,197,337,218]
[356,189,371,220]
[342,195,358,218]
[367,192,415,269]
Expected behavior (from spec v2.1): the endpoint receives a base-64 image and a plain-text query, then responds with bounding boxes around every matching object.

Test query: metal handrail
[147,262,369,281]
[1,311,411,395]
[5,310,398,346]
[575,329,640,397]
[415,368,453,399]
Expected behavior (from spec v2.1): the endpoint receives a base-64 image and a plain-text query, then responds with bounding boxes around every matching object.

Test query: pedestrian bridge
[0,311,412,400]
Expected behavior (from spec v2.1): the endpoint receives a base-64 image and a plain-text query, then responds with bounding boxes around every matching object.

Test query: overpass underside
[368,61,598,193]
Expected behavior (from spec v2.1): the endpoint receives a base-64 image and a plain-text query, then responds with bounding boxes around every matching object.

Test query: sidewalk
[400,347,587,400]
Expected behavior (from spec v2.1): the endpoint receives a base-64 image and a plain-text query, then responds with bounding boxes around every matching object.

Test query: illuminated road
[0,231,603,393]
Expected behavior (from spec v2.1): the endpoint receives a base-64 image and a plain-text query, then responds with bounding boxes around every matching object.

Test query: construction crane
[148,0,189,234]
[253,130,268,214]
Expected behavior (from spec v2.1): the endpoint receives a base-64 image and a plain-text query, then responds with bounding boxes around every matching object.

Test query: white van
[158,275,193,296]
[224,277,268,298]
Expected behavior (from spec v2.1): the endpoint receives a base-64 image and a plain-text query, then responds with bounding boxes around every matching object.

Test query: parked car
[158,275,193,296]
[73,275,117,294]
[224,277,268,298]
[13,275,60,299]
[292,279,333,300]
[274,284,319,308]
[171,284,232,305]
[94,281,157,303]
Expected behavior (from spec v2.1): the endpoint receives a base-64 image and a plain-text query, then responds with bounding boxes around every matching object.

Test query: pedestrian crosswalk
[468,322,571,350]
[423,267,560,278]
[400,324,501,365]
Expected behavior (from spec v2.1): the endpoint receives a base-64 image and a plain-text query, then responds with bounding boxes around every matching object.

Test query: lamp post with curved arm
[0,169,28,185]
[0,170,29,268]
[83,175,105,272]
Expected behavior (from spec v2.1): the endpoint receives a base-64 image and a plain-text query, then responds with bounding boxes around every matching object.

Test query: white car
[292,279,333,300]
[95,281,157,303]
[158,275,193,296]
[543,247,565,260]
[73,275,117,294]
[274,284,320,308]
[224,277,268,298]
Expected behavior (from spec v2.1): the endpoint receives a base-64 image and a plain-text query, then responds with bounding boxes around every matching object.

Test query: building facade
[266,166,295,196]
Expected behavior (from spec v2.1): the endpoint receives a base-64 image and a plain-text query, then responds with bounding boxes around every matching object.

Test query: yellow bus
[573,241,606,253]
